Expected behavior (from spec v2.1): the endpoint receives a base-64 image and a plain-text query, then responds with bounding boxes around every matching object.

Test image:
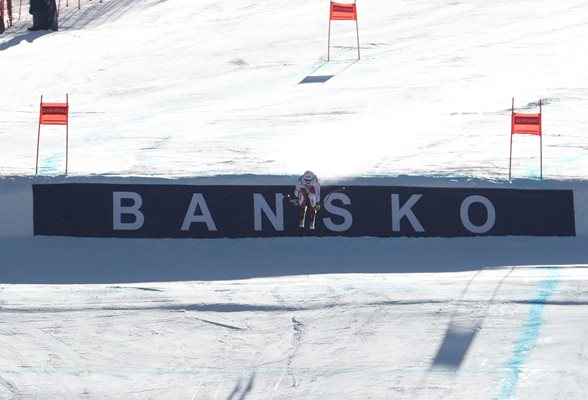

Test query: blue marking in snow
[39,153,64,175]
[495,267,560,400]
[522,154,586,179]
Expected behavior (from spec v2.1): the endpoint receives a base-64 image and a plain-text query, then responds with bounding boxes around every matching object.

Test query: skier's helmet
[303,171,315,183]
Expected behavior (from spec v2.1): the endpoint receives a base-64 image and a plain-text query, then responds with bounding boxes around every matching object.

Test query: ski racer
[293,170,321,229]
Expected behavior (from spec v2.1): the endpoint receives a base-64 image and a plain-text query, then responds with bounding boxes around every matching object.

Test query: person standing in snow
[47,0,57,31]
[28,0,56,31]
[28,0,46,30]
[292,170,321,229]
[1,0,7,34]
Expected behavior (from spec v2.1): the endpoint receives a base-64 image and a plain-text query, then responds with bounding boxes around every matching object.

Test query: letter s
[323,193,352,232]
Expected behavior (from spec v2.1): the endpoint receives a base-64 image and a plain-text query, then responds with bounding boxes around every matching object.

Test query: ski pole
[319,186,346,209]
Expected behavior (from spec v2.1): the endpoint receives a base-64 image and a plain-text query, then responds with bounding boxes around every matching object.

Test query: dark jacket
[29,0,56,30]
[29,0,46,15]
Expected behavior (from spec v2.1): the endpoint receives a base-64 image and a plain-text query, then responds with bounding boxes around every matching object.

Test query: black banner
[33,184,576,238]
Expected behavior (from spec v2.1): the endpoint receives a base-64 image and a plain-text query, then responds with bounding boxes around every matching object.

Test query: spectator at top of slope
[28,0,57,31]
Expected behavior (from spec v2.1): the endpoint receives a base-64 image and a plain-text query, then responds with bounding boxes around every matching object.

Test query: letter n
[253,193,284,231]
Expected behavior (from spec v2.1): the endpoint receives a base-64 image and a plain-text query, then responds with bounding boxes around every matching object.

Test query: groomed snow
[1,0,588,398]
[1,0,587,179]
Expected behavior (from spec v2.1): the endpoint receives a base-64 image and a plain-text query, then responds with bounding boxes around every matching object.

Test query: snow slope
[1,0,588,399]
[1,0,587,179]
[2,267,588,400]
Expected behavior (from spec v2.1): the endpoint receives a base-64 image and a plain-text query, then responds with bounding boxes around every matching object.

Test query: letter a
[181,193,217,231]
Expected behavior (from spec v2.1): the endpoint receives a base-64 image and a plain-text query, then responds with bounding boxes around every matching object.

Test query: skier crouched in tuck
[292,170,321,229]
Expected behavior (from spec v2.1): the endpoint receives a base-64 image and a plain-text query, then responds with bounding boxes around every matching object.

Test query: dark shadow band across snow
[0,236,586,284]
[0,30,53,51]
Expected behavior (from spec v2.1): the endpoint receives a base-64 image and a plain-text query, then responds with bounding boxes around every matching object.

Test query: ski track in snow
[1,268,588,398]
[1,0,588,179]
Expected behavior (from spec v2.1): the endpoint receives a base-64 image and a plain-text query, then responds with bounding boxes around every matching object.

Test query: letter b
[113,192,144,230]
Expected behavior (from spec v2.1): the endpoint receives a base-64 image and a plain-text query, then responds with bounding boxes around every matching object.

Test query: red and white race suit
[294,175,321,210]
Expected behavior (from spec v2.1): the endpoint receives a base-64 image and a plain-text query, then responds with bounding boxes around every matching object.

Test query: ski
[309,210,317,230]
[281,194,306,227]
[299,206,306,228]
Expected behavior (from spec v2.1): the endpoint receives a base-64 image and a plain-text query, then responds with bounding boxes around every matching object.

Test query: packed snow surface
[1,0,587,179]
[1,0,588,398]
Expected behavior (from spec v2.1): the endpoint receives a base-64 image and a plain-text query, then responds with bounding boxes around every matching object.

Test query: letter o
[460,195,496,234]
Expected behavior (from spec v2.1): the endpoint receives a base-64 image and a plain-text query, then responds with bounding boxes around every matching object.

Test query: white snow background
[1,0,588,398]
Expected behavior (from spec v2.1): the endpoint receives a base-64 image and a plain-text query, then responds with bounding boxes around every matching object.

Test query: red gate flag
[330,2,357,20]
[40,103,69,125]
[36,94,70,175]
[328,0,360,61]
[512,112,541,136]
[509,98,542,180]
